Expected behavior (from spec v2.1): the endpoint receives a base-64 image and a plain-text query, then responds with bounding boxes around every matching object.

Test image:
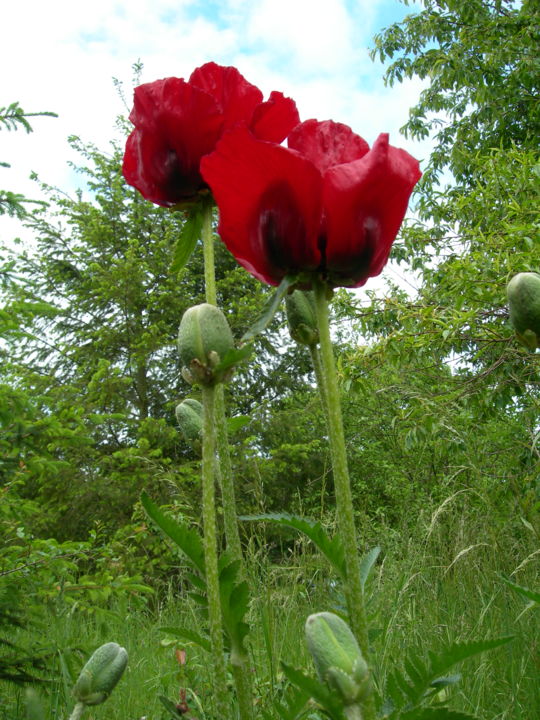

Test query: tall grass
[3,493,538,719]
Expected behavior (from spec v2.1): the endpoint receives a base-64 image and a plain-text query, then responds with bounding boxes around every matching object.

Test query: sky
[1,0,428,272]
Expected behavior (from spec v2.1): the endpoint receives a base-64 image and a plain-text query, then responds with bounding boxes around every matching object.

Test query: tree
[328,0,540,532]
[0,102,56,218]
[0,134,311,540]
[371,0,539,184]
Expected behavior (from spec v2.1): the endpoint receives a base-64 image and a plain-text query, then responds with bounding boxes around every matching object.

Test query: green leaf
[213,344,254,374]
[359,546,381,590]
[270,684,310,720]
[158,626,211,653]
[140,492,205,575]
[281,663,346,720]
[241,274,298,341]
[240,513,346,580]
[385,636,513,712]
[428,637,514,678]
[500,576,540,605]
[430,674,461,689]
[170,209,203,273]
[217,554,250,658]
[185,571,206,591]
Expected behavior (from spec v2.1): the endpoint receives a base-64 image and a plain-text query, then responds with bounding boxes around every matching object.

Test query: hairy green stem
[215,387,244,562]
[201,385,229,717]
[232,663,254,720]
[312,278,376,720]
[202,201,242,561]
[309,344,329,418]
[202,199,217,306]
[68,702,86,720]
[201,201,252,720]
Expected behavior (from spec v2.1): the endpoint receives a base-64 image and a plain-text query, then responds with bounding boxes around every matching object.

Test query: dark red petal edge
[201,127,323,285]
[323,133,422,288]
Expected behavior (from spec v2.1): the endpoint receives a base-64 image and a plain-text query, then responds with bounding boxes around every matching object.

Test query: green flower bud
[305,612,370,706]
[175,398,203,453]
[178,303,235,385]
[286,290,319,346]
[73,642,128,706]
[507,272,540,350]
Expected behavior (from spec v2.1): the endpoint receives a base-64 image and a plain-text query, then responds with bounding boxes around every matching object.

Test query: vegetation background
[1,0,538,718]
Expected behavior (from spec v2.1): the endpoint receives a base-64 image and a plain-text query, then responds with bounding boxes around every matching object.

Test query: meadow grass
[3,496,538,720]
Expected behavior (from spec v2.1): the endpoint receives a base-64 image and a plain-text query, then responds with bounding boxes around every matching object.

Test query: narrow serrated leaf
[240,512,346,579]
[213,344,253,373]
[430,637,514,677]
[141,492,205,574]
[185,571,206,591]
[501,576,540,604]
[170,209,203,273]
[281,663,345,720]
[273,685,310,720]
[359,546,381,590]
[431,674,461,689]
[391,667,417,702]
[241,274,298,341]
[404,654,425,687]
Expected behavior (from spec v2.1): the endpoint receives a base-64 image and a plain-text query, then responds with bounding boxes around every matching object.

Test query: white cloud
[1,0,429,249]
[244,0,360,75]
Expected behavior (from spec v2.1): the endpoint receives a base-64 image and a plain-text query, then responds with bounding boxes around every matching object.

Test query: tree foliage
[0,102,57,218]
[372,0,540,184]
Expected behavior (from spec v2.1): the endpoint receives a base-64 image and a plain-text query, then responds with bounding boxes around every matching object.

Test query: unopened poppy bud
[305,612,370,706]
[178,303,235,385]
[175,399,203,453]
[286,290,319,346]
[507,272,540,350]
[73,642,128,706]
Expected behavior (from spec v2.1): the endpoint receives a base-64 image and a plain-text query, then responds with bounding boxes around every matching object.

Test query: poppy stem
[201,200,243,558]
[201,384,229,718]
[202,198,217,305]
[312,278,376,720]
[201,201,253,720]
[308,344,329,417]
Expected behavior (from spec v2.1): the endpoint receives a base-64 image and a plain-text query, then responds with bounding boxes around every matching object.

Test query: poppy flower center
[160,148,205,201]
[327,215,380,285]
[254,181,314,275]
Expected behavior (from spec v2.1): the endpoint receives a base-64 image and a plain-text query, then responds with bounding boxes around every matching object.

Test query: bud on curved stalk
[72,642,128,708]
[175,398,203,453]
[507,272,540,350]
[305,612,371,710]
[286,290,319,347]
[178,303,235,385]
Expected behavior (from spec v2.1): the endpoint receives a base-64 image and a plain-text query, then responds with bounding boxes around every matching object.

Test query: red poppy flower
[200,119,421,288]
[122,62,299,207]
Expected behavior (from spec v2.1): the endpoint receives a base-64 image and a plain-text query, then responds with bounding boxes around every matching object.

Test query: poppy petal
[201,128,323,285]
[122,130,197,207]
[323,133,421,287]
[250,91,300,143]
[288,119,369,175]
[189,62,263,131]
[126,77,223,201]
